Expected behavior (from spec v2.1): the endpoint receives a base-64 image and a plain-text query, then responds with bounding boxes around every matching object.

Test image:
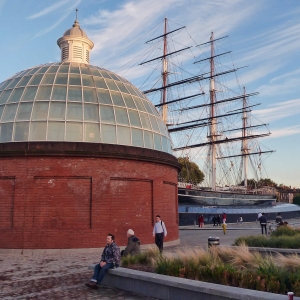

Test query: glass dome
[0,62,172,154]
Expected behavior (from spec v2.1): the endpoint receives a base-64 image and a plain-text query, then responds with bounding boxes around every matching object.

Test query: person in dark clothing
[85,234,120,289]
[121,229,141,257]
[260,213,267,235]
[275,213,282,224]
[216,215,221,226]
[212,215,217,227]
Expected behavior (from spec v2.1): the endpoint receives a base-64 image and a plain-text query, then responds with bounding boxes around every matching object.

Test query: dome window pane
[115,82,129,94]
[150,105,160,117]
[128,110,141,127]
[22,86,37,101]
[94,78,107,89]
[108,72,120,81]
[84,123,100,142]
[48,122,65,140]
[0,105,4,120]
[117,126,131,145]
[144,130,154,149]
[49,102,65,120]
[111,92,125,107]
[27,67,40,75]
[0,90,13,104]
[101,124,116,144]
[36,86,52,100]
[58,65,69,73]
[52,86,67,100]
[32,102,49,120]
[70,66,80,74]
[132,128,144,147]
[143,100,154,115]
[80,67,91,75]
[68,86,82,102]
[83,88,97,103]
[67,103,83,121]
[133,97,147,112]
[66,122,82,141]
[16,103,33,121]
[8,87,25,103]
[100,105,115,123]
[149,115,159,132]
[157,119,168,135]
[82,75,94,87]
[84,104,99,122]
[41,74,55,85]
[36,66,49,74]
[90,68,101,77]
[162,136,168,152]
[0,79,13,90]
[69,74,81,85]
[115,107,129,125]
[105,79,119,91]
[55,74,68,85]
[6,77,22,89]
[2,104,18,121]
[0,123,13,142]
[125,84,139,96]
[140,113,152,130]
[167,139,172,153]
[99,71,112,79]
[29,74,43,85]
[14,122,29,141]
[123,94,136,109]
[97,89,112,104]
[47,66,59,73]
[154,133,162,151]
[30,122,47,140]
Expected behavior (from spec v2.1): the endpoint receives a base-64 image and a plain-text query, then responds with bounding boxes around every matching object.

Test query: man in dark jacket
[260,213,267,235]
[121,229,141,256]
[85,233,120,289]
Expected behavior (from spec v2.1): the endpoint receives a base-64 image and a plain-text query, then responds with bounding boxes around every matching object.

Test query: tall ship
[130,18,277,207]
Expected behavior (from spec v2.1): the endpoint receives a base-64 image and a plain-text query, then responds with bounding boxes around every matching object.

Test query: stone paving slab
[0,253,157,300]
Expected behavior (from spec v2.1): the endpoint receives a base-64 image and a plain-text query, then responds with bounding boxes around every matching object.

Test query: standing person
[85,234,120,289]
[121,229,141,257]
[275,213,282,224]
[216,215,221,226]
[222,212,227,224]
[199,215,204,228]
[153,215,167,252]
[260,213,267,235]
[197,215,201,227]
[212,215,217,227]
[237,216,243,225]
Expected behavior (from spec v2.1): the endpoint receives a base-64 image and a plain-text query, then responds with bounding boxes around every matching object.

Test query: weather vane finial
[76,8,78,20]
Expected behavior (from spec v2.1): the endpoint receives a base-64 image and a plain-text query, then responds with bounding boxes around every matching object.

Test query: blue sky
[0,0,299,188]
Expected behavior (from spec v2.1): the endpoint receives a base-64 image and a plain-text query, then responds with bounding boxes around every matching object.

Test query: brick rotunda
[0,17,180,249]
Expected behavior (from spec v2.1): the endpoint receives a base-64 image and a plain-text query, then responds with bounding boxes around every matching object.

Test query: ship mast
[209,32,217,190]
[162,18,168,124]
[242,87,248,189]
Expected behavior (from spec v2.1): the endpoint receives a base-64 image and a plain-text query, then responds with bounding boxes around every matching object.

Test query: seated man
[121,229,141,257]
[85,233,120,289]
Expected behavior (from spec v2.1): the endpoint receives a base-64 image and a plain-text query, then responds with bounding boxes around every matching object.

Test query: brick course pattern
[0,142,180,249]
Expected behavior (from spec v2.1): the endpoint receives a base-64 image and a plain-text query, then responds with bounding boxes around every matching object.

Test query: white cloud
[253,99,300,123]
[267,125,300,139]
[28,0,73,19]
[31,0,82,39]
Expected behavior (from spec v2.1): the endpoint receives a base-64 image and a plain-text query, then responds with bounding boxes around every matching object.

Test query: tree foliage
[240,178,278,188]
[178,157,204,185]
[293,195,300,206]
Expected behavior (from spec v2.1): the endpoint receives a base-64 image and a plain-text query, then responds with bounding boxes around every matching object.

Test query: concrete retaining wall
[98,267,299,300]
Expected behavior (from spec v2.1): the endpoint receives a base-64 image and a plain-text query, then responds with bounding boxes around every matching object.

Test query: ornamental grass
[121,245,300,295]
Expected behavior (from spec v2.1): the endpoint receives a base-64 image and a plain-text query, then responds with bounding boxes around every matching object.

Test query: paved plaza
[1,218,300,299]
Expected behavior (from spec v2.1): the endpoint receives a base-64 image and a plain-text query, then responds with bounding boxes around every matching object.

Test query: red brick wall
[0,154,179,249]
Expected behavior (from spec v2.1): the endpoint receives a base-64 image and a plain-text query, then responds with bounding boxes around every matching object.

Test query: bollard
[288,292,294,300]
[208,236,219,248]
